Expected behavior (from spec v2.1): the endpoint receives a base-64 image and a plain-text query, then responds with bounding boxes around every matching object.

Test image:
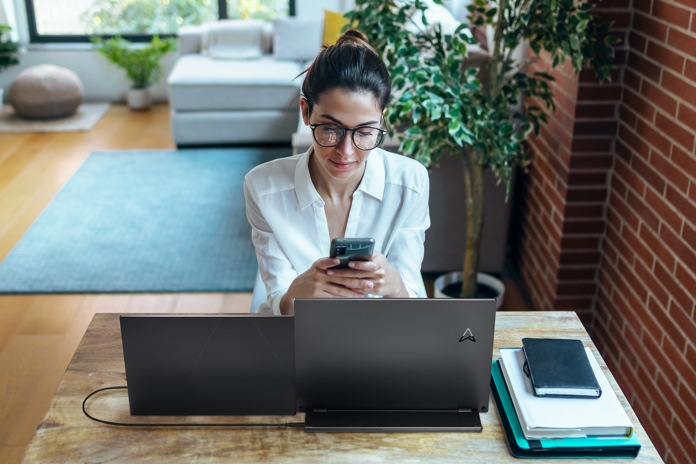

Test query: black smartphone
[329,238,375,269]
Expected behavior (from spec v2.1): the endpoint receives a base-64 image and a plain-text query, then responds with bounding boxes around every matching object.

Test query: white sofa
[167,18,322,146]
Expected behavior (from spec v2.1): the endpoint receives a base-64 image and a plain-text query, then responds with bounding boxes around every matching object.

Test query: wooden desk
[23,312,662,463]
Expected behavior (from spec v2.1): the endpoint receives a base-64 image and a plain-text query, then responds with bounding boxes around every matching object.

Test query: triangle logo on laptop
[459,328,476,343]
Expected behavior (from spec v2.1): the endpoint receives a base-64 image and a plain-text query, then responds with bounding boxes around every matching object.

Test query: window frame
[24,0,296,43]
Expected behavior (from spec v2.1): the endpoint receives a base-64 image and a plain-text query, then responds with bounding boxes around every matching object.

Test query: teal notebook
[491,360,641,458]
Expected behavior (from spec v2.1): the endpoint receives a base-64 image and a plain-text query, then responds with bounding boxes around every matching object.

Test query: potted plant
[346,0,615,300]
[93,35,176,110]
[0,24,20,104]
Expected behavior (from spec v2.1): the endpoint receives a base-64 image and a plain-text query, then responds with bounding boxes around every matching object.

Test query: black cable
[82,386,305,428]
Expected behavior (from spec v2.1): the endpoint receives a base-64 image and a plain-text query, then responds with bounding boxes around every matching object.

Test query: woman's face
[301,88,384,184]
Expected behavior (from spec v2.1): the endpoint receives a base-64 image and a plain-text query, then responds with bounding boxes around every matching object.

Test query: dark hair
[301,29,391,116]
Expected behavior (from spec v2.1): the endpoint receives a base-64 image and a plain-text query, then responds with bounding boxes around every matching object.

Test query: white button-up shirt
[244,147,430,314]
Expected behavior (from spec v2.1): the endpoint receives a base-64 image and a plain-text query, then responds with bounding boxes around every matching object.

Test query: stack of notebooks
[491,338,641,458]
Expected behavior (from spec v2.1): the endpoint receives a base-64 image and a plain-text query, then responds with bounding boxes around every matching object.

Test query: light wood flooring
[0,104,530,463]
[0,105,252,463]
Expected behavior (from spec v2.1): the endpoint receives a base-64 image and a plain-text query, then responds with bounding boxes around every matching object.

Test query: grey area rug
[0,148,289,293]
[0,103,110,132]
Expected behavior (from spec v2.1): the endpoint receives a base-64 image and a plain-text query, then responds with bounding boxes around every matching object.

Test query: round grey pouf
[8,65,83,119]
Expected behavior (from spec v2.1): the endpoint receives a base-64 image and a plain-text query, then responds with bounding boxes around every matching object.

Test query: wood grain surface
[23,312,662,463]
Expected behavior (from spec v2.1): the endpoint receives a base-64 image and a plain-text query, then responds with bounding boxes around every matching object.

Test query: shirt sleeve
[244,179,299,315]
[385,169,431,298]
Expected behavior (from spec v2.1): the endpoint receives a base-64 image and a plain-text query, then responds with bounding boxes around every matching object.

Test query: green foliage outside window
[0,24,20,73]
[227,0,289,20]
[92,35,176,88]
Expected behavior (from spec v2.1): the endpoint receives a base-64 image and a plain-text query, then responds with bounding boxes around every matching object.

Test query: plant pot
[433,271,506,310]
[126,88,152,110]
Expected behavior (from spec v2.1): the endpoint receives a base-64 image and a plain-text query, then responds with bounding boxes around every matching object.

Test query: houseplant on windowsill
[0,24,20,104]
[346,0,615,301]
[92,35,176,110]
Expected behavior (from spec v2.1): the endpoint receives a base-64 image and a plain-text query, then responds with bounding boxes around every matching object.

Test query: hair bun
[335,29,370,47]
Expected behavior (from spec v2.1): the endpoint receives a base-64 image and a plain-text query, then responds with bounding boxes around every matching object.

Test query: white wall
[0,0,351,103]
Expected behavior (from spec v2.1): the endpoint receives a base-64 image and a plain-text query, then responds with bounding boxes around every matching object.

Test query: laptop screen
[294,298,496,414]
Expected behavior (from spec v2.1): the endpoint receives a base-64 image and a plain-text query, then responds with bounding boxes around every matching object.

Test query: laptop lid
[120,314,295,416]
[294,298,496,422]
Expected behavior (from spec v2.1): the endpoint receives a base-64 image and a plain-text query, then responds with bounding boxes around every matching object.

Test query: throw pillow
[204,20,264,60]
[273,17,322,61]
[322,9,349,46]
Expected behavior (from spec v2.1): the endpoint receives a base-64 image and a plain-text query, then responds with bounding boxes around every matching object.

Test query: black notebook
[521,338,601,399]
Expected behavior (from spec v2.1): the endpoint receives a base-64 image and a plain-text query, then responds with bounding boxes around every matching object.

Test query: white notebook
[499,348,633,439]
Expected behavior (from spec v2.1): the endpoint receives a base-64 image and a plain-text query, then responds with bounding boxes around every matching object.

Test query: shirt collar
[294,147,386,209]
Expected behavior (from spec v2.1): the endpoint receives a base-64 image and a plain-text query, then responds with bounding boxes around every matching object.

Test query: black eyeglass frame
[309,123,387,151]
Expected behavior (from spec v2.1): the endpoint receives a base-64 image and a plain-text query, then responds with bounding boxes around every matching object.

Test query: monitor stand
[304,410,482,432]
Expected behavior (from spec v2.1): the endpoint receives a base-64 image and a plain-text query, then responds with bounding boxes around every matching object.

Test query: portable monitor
[294,298,497,432]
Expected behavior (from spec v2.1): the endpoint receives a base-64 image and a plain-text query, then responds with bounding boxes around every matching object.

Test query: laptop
[294,298,497,432]
[120,314,295,415]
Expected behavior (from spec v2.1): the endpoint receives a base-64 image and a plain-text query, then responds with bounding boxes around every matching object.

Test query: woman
[244,29,430,315]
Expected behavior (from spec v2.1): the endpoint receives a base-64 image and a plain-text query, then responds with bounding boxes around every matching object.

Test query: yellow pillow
[322,9,350,46]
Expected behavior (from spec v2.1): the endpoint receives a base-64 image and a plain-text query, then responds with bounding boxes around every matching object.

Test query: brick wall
[511,1,696,462]
[592,1,696,462]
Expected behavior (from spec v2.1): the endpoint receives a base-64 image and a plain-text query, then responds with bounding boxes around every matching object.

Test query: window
[25,0,294,43]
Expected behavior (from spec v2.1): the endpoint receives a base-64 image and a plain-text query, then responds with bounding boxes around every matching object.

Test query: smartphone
[329,237,375,269]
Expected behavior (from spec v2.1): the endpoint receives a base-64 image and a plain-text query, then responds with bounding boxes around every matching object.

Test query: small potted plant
[93,35,176,110]
[0,24,20,104]
[347,0,615,301]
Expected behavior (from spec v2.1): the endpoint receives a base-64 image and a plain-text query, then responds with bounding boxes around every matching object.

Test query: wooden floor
[0,105,253,463]
[0,104,531,463]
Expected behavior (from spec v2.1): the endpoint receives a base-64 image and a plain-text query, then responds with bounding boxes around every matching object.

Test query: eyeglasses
[309,123,386,151]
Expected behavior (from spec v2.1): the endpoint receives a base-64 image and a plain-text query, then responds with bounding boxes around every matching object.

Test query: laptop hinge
[312,408,328,413]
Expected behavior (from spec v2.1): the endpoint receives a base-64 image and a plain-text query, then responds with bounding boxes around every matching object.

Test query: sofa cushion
[203,20,264,59]
[168,55,303,112]
[273,17,322,61]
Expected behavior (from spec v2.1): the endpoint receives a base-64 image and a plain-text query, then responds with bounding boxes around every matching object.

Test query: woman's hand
[326,252,408,298]
[280,257,375,314]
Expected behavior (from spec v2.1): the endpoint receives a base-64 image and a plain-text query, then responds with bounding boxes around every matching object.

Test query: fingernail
[366,281,373,288]
[348,262,355,268]
[327,270,334,275]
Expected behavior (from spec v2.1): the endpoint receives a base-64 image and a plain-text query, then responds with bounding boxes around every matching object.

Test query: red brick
[682,221,696,256]
[566,187,608,202]
[623,68,642,92]
[636,117,672,157]
[686,59,696,82]
[558,267,597,280]
[628,31,648,55]
[662,337,696,396]
[652,1,692,30]
[645,176,683,232]
[671,145,696,184]
[578,67,621,85]
[564,204,604,218]
[662,70,696,109]
[619,105,638,128]
[570,137,612,153]
[670,419,696,464]
[575,103,617,119]
[666,185,696,234]
[669,301,696,345]
[559,251,601,265]
[647,40,686,74]
[576,85,623,101]
[556,282,597,296]
[639,222,677,270]
[560,236,601,251]
[641,79,678,116]
[634,0,653,14]
[631,151,667,193]
[629,50,663,82]
[654,262,692,331]
[623,88,655,120]
[611,194,641,231]
[633,12,668,42]
[615,158,646,197]
[646,152,689,199]
[668,27,696,56]
[562,219,606,235]
[659,221,696,272]
[677,103,696,130]
[567,171,607,186]
[675,261,696,303]
[611,169,628,198]
[619,124,650,159]
[568,153,613,169]
[687,343,696,370]
[655,112,695,150]
[624,219,654,267]
[554,297,593,310]
[635,258,671,308]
